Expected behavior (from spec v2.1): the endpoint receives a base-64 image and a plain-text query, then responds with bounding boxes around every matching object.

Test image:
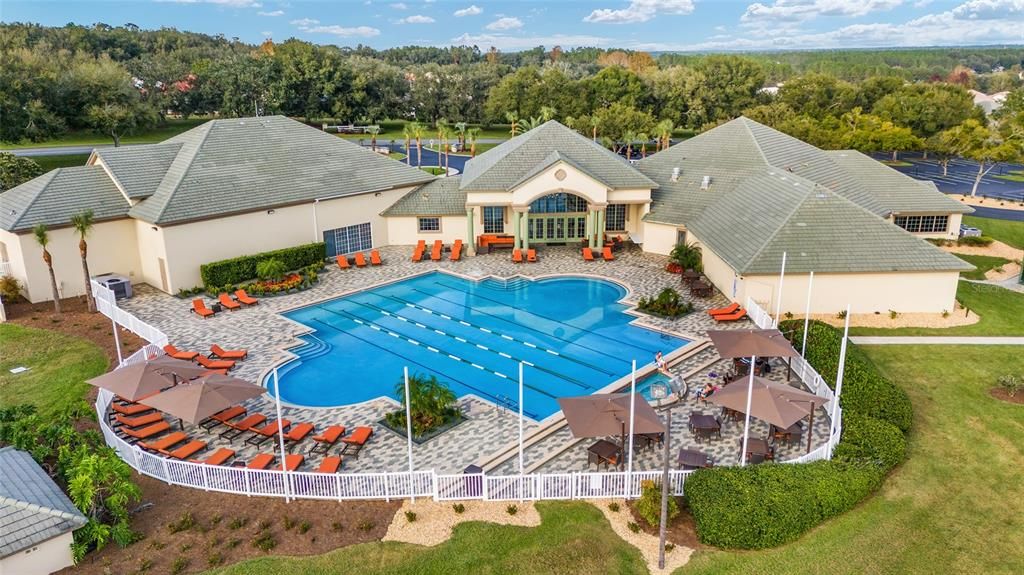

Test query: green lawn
[955,253,1014,280]
[332,120,513,142]
[31,153,90,171]
[850,281,1024,337]
[0,118,209,149]
[0,323,108,416]
[685,345,1024,575]
[993,169,1024,183]
[206,501,647,575]
[420,166,446,176]
[962,216,1024,250]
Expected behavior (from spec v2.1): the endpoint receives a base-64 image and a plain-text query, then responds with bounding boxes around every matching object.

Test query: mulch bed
[990,388,1024,405]
[58,474,401,575]
[625,498,704,550]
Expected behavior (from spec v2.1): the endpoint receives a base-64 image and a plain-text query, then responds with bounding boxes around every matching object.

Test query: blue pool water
[273,272,689,420]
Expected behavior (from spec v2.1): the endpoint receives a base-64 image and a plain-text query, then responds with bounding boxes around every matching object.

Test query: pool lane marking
[306,314,538,417]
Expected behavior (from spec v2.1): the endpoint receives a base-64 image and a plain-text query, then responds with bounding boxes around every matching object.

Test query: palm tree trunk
[417,138,422,167]
[44,250,61,314]
[80,239,95,312]
[405,137,411,165]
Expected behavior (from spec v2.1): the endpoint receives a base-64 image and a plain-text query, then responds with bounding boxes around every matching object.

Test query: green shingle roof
[128,116,434,225]
[383,175,466,216]
[0,447,88,558]
[0,165,129,232]
[94,142,182,199]
[460,120,657,192]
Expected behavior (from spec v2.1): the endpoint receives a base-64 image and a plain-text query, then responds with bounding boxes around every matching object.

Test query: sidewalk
[850,336,1024,345]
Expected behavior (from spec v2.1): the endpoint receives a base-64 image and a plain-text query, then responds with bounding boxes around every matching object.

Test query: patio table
[677,448,713,470]
[587,439,621,469]
[635,432,664,451]
[690,414,721,443]
[770,422,804,445]
[682,270,702,285]
[739,437,772,459]
[691,282,714,298]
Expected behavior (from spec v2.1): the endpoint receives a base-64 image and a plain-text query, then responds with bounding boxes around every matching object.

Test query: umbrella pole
[741,355,756,466]
[807,410,813,453]
[273,369,290,503]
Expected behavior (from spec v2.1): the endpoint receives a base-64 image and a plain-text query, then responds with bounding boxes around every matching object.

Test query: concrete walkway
[850,336,1024,345]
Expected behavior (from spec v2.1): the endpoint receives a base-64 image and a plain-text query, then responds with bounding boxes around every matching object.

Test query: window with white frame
[605,204,627,231]
[418,217,441,232]
[326,222,372,255]
[894,215,948,234]
[483,206,504,234]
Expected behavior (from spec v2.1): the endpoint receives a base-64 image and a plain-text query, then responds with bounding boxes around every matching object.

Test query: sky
[2,0,1023,52]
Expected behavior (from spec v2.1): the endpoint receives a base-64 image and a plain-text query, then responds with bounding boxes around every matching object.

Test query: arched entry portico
[519,191,603,247]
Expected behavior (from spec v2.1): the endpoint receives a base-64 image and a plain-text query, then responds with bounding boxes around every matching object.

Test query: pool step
[480,277,530,291]
[291,335,333,361]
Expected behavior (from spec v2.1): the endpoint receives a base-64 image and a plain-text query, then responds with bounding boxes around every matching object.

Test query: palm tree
[435,120,448,169]
[402,124,413,165]
[438,124,453,171]
[540,106,556,122]
[70,209,95,312]
[670,242,703,274]
[564,116,577,131]
[623,130,636,159]
[454,121,467,151]
[392,373,459,435]
[522,116,543,131]
[409,122,424,167]
[467,127,481,157]
[656,119,675,152]
[506,111,520,136]
[367,125,380,151]
[589,116,601,141]
[33,224,61,315]
[638,132,649,158]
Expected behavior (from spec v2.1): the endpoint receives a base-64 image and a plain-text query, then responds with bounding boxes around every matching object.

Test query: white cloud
[400,14,435,23]
[302,24,381,37]
[160,0,263,7]
[452,32,612,50]
[741,0,903,24]
[389,2,408,8]
[913,0,933,7]
[261,30,273,35]
[583,0,694,24]
[951,0,1024,18]
[454,4,483,17]
[289,17,319,26]
[257,9,283,16]
[485,16,523,30]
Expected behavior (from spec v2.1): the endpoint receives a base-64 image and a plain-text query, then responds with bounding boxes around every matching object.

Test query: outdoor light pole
[626,360,637,494]
[273,369,290,503]
[403,367,415,502]
[774,251,787,327]
[740,354,756,466]
[801,271,815,359]
[650,378,679,571]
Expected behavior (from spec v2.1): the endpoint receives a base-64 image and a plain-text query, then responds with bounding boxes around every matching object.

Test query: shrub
[226,538,241,549]
[167,511,195,533]
[170,557,189,575]
[256,258,287,282]
[998,374,1022,397]
[199,242,325,288]
[607,502,620,512]
[637,287,694,318]
[452,503,465,514]
[635,480,678,526]
[957,235,994,247]
[257,519,272,531]
[405,510,417,523]
[0,275,22,300]
[299,521,312,534]
[138,558,154,572]
[627,521,641,533]
[252,531,277,552]
[207,552,224,567]
[385,372,461,438]
[669,242,702,272]
[888,309,899,320]
[833,414,907,470]
[283,516,297,531]
[506,504,518,516]
[228,517,247,530]
[685,461,883,549]
[357,519,375,532]
[332,521,345,532]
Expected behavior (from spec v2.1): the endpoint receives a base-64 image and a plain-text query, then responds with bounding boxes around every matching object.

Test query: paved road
[3,144,143,156]
[850,336,1024,345]
[968,205,1024,222]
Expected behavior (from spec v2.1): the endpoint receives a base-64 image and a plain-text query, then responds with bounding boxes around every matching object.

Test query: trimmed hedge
[199,242,326,288]
[685,320,912,549]
[685,461,883,549]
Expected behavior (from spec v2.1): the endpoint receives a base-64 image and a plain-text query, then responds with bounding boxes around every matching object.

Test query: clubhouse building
[1,116,972,314]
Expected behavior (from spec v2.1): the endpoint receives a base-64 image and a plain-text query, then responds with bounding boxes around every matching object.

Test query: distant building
[758,82,783,96]
[970,89,1009,115]
[0,447,88,575]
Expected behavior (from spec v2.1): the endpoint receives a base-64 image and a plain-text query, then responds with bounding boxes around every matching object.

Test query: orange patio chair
[195,447,235,466]
[602,247,615,261]
[122,420,171,440]
[163,344,199,361]
[708,302,741,317]
[234,289,259,306]
[218,293,241,311]
[317,456,343,473]
[247,453,275,470]
[310,425,346,455]
[220,413,267,442]
[336,255,351,269]
[138,431,187,452]
[450,239,463,261]
[200,405,246,430]
[512,248,523,263]
[354,252,368,267]
[341,426,373,458]
[281,454,304,471]
[283,422,315,446]
[191,299,215,318]
[196,355,235,370]
[165,440,206,460]
[412,246,425,262]
[527,249,537,263]
[582,247,595,261]
[209,344,247,360]
[115,411,164,429]
[370,249,383,265]
[245,419,291,446]
[112,402,153,416]
[713,308,748,322]
[431,240,443,261]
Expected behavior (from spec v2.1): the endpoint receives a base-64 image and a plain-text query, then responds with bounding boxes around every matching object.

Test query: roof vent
[815,192,828,199]
[700,175,711,190]
[670,167,680,182]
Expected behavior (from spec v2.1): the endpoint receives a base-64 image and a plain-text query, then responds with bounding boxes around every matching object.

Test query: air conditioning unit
[670,167,680,182]
[700,175,711,190]
[94,273,133,299]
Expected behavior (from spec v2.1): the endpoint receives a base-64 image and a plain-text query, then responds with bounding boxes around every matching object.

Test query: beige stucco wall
[0,531,76,575]
[641,222,681,255]
[0,228,29,298]
[690,233,742,301]
[509,162,609,207]
[8,220,141,303]
[386,215,471,246]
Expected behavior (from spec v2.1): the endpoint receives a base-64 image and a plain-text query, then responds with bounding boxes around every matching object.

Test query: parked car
[959,224,982,238]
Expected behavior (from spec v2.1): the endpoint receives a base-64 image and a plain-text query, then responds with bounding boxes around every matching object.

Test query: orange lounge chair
[708,302,741,317]
[412,240,426,262]
[122,420,171,440]
[431,240,443,261]
[714,309,748,322]
[336,255,351,269]
[218,293,241,311]
[114,411,164,429]
[602,247,615,261]
[138,431,187,452]
[220,413,267,441]
[112,402,153,416]
[196,355,235,370]
[527,249,537,263]
[512,248,523,263]
[281,454,304,471]
[245,419,291,446]
[163,344,199,361]
[195,447,235,465]
[354,252,368,267]
[283,422,315,446]
[209,344,247,360]
[192,299,215,318]
[582,247,595,261]
[234,289,259,306]
[341,426,373,458]
[165,440,206,460]
[200,405,246,430]
[370,250,383,265]
[450,239,463,261]
[317,456,343,473]
[310,425,346,454]
[247,453,275,470]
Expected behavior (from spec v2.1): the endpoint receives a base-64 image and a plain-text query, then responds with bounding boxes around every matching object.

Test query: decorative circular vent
[554,168,567,181]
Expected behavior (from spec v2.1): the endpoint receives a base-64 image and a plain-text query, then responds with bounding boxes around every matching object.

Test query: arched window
[529,193,589,213]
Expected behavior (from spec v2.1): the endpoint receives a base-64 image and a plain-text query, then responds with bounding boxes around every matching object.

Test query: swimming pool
[273,272,689,419]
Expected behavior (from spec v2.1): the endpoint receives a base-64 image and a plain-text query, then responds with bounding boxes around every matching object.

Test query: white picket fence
[92,280,169,346]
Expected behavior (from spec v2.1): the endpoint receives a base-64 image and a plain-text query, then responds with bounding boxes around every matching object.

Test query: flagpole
[518,362,524,476]
[403,367,415,502]
[627,360,636,494]
[740,355,756,466]
[801,271,815,358]
[774,251,787,327]
[831,305,851,449]
[273,369,290,503]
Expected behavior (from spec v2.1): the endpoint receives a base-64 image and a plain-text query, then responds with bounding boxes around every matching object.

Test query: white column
[831,305,851,439]
[404,367,415,502]
[273,370,290,502]
[740,355,756,466]
[466,207,476,256]
[626,360,637,492]
[519,208,530,251]
[773,252,787,327]
[518,362,524,475]
[801,271,815,358]
[512,210,521,249]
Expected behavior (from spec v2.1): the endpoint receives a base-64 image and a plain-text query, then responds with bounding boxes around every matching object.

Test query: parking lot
[873,152,1024,202]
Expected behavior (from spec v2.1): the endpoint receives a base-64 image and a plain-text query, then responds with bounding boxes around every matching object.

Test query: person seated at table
[695,382,720,401]
[757,358,772,375]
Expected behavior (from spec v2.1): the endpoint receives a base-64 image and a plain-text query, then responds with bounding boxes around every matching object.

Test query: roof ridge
[736,172,818,273]
[8,169,60,230]
[0,495,85,523]
[135,121,216,223]
[738,117,772,167]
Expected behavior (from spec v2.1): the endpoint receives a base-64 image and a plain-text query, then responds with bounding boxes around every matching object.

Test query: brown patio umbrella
[146,356,211,383]
[706,329,798,359]
[139,374,266,425]
[87,362,181,402]
[558,393,665,469]
[707,376,825,430]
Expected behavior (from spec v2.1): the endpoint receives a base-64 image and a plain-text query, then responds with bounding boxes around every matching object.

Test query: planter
[378,413,468,445]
